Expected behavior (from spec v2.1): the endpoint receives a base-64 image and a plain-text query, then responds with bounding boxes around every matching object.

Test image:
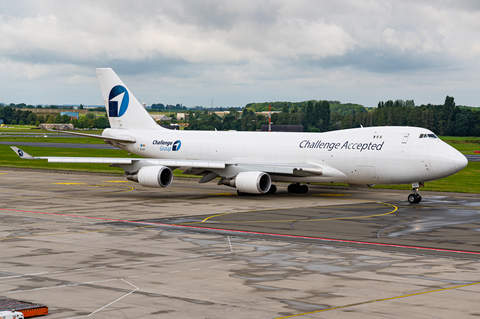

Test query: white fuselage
[104,126,467,185]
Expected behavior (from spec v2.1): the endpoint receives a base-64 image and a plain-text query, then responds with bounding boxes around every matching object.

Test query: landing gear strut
[408,182,422,204]
[287,183,308,194]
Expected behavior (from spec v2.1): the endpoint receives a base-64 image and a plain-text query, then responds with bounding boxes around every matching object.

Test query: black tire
[268,184,277,194]
[416,195,422,203]
[408,194,417,204]
[287,184,296,193]
[301,185,308,193]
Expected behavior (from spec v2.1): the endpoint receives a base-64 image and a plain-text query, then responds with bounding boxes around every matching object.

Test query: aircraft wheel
[408,194,416,204]
[288,183,307,194]
[268,184,277,194]
[287,184,296,193]
[301,185,308,193]
[408,193,421,204]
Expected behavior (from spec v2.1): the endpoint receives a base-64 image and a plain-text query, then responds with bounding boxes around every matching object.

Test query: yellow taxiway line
[274,281,480,318]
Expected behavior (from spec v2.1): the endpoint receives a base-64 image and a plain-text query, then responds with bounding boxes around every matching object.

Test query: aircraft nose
[454,152,468,171]
[429,144,467,178]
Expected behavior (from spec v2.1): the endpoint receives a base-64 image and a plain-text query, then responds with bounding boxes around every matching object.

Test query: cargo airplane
[12,68,468,203]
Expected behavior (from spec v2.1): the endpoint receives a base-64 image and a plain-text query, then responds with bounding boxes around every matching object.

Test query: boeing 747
[12,68,468,203]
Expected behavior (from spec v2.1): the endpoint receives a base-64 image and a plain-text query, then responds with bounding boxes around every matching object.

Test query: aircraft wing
[47,129,136,144]
[11,146,344,178]
[10,146,225,168]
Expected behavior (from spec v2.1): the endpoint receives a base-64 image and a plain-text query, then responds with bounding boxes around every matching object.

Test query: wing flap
[229,162,346,178]
[46,157,134,164]
[145,159,225,169]
[233,164,295,174]
[48,130,136,144]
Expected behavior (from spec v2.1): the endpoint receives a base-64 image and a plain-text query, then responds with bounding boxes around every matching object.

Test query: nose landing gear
[408,182,423,204]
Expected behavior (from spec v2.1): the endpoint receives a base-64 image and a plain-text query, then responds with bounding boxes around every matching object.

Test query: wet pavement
[1,169,480,318]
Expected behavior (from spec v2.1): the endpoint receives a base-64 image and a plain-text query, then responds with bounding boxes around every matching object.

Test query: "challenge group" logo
[108,85,129,117]
[153,140,182,152]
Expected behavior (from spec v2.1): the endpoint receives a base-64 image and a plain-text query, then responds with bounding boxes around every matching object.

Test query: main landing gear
[288,183,308,194]
[408,182,422,204]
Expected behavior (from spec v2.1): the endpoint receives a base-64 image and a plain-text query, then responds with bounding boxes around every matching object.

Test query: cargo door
[356,165,378,183]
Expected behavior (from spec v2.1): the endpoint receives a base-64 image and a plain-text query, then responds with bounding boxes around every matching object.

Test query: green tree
[46,114,56,123]
[95,116,110,129]
[319,100,330,131]
[27,112,37,125]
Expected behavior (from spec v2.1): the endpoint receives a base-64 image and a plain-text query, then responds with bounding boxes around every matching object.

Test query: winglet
[10,146,35,159]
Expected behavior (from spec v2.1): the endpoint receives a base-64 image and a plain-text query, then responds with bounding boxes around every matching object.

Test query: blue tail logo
[173,140,182,151]
[108,85,129,117]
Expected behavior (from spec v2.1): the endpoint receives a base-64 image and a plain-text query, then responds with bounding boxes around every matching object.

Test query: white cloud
[0,0,479,107]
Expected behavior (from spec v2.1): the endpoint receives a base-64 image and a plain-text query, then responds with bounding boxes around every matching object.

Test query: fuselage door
[402,133,410,144]
[357,165,378,182]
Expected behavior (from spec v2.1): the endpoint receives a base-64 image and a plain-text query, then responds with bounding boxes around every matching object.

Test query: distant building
[214,111,229,117]
[39,123,75,130]
[261,125,303,132]
[256,111,281,116]
[60,111,79,119]
[177,113,187,120]
[151,114,172,122]
[0,119,3,125]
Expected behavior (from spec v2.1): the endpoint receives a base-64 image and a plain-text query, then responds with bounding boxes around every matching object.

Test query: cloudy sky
[1,0,480,108]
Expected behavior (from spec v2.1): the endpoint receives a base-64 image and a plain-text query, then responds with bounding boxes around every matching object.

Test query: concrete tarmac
[1,169,480,318]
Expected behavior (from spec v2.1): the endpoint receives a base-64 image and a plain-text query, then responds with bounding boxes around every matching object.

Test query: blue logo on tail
[108,85,129,117]
[173,140,182,151]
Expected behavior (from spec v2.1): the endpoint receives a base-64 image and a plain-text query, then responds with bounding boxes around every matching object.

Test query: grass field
[1,130,479,193]
[1,136,106,144]
[440,136,480,154]
[1,144,133,174]
[371,161,480,193]
[0,125,102,134]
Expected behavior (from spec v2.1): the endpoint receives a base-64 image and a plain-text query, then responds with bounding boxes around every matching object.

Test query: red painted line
[2,207,480,256]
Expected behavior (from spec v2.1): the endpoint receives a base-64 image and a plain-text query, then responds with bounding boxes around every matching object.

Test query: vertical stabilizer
[96,68,161,130]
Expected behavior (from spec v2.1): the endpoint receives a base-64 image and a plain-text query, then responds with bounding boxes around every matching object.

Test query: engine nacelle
[230,171,271,194]
[135,166,173,188]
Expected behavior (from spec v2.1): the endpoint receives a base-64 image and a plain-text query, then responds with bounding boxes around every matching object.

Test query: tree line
[343,96,480,136]
[185,100,331,132]
[185,96,480,136]
[2,96,479,136]
[0,106,109,129]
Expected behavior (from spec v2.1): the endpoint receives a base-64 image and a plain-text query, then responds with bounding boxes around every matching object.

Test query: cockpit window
[419,133,438,139]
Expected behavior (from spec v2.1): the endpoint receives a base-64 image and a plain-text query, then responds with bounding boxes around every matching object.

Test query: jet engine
[224,171,271,194]
[128,166,173,188]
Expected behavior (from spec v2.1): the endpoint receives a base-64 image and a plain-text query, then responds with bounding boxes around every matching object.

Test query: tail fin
[11,146,35,159]
[96,68,162,130]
